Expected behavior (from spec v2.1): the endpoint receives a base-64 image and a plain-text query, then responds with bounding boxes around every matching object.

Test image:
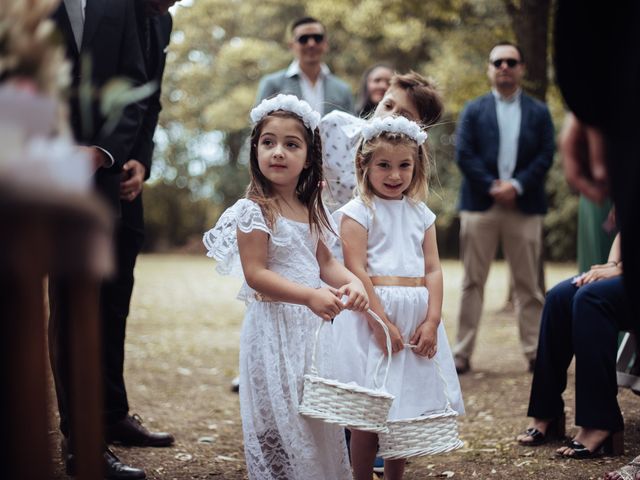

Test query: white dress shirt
[493,88,523,194]
[285,60,330,114]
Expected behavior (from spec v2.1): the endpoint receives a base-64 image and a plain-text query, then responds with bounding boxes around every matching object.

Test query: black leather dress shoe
[107,414,174,447]
[63,439,145,479]
[103,448,146,479]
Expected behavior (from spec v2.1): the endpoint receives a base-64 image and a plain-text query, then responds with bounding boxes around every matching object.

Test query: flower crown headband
[250,94,321,131]
[361,116,428,145]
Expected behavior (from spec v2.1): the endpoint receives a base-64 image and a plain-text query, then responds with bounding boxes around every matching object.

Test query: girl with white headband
[203,94,368,479]
[332,115,464,480]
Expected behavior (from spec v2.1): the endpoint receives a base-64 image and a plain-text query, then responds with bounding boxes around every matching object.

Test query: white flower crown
[250,94,321,131]
[361,116,428,145]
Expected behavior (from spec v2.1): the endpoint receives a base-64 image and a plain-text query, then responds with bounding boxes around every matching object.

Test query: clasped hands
[307,281,369,322]
[572,261,621,287]
[489,179,517,208]
[372,314,438,359]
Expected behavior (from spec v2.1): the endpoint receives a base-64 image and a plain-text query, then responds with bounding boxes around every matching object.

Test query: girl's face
[367,142,416,200]
[367,66,393,105]
[257,117,308,193]
[373,86,420,122]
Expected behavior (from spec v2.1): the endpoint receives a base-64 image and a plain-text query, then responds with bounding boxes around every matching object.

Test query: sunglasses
[296,33,325,45]
[491,58,520,68]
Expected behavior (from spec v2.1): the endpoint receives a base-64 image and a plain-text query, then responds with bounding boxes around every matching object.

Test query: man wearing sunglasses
[452,41,555,375]
[256,16,354,115]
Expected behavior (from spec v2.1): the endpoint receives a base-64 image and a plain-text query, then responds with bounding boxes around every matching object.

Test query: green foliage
[147,0,577,260]
[144,181,220,251]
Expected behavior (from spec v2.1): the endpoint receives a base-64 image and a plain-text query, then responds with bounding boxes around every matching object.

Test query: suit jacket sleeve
[513,105,555,192]
[130,14,173,180]
[341,84,354,114]
[95,0,147,171]
[455,103,495,194]
[256,74,278,105]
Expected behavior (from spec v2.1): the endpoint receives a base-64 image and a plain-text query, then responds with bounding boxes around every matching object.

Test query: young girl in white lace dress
[203,95,369,480]
[332,116,464,480]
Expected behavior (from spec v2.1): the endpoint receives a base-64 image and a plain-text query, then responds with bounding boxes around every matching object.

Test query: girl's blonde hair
[355,132,430,206]
[246,110,333,236]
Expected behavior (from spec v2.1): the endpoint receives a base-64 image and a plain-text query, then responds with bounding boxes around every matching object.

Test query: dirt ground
[49,255,640,479]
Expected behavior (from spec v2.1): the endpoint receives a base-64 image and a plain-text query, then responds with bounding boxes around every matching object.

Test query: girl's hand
[409,321,438,358]
[307,287,344,321]
[372,317,404,355]
[574,264,621,287]
[338,280,369,312]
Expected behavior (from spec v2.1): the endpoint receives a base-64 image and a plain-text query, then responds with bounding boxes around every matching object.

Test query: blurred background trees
[145,0,577,261]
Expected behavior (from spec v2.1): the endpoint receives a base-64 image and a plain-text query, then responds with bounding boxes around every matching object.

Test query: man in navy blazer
[453,41,555,375]
[256,16,353,115]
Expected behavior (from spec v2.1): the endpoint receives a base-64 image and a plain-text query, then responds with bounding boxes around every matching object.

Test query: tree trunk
[504,0,552,101]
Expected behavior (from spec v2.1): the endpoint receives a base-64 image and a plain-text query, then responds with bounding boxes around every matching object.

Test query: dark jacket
[455,92,555,214]
[130,9,173,181]
[51,0,147,213]
[256,68,354,115]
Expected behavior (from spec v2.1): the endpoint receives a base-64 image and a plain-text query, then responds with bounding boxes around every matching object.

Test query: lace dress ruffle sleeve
[202,198,291,276]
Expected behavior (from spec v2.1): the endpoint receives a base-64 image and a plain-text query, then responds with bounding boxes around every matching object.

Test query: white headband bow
[250,94,321,131]
[361,116,428,145]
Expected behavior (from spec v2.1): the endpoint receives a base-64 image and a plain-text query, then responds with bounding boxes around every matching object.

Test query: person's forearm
[345,263,391,327]
[320,257,358,289]
[608,233,622,264]
[424,269,443,326]
[244,267,315,306]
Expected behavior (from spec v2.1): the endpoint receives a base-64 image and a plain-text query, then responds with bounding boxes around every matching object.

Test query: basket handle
[366,309,393,390]
[401,323,455,411]
[309,308,393,392]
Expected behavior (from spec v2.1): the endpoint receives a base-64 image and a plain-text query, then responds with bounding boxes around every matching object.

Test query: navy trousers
[527,276,631,432]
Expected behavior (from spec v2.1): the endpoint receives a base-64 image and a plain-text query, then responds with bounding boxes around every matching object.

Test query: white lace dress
[203,199,351,480]
[332,196,464,422]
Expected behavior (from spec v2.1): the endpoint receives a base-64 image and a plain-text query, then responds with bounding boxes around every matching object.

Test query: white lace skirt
[239,301,351,480]
[332,286,464,421]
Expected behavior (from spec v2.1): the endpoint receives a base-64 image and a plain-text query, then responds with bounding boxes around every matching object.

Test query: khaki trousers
[454,206,544,361]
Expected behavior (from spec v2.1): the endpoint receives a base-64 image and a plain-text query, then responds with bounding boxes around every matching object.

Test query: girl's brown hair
[355,132,430,206]
[246,110,333,236]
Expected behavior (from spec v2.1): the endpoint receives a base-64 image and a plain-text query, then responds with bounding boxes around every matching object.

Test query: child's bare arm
[317,241,369,312]
[238,228,343,321]
[410,225,443,357]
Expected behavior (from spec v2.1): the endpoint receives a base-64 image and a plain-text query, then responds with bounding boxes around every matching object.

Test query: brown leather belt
[370,276,426,287]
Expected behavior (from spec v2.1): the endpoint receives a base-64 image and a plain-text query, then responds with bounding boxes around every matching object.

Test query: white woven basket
[379,356,463,459]
[299,309,395,433]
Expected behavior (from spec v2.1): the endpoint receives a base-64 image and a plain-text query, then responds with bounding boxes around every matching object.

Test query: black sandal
[558,440,602,459]
[557,431,624,459]
[517,414,566,446]
[517,427,548,446]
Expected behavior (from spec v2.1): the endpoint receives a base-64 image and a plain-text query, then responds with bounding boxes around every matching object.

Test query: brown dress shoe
[455,357,471,375]
[107,414,174,447]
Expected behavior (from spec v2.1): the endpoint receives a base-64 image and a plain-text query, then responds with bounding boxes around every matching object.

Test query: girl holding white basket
[203,95,368,480]
[332,115,464,479]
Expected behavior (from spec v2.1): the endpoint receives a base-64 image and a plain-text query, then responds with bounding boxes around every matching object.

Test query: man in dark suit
[452,41,555,375]
[99,0,176,450]
[50,0,147,477]
[256,16,353,115]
